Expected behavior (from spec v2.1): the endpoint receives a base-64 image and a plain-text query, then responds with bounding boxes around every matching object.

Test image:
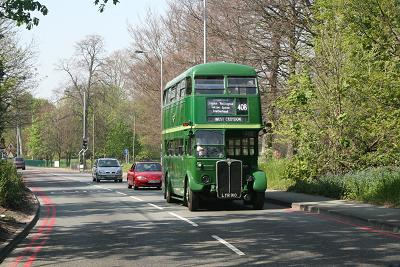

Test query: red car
[127,162,162,190]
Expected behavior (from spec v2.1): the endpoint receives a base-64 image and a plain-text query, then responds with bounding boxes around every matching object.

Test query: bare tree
[58,34,105,165]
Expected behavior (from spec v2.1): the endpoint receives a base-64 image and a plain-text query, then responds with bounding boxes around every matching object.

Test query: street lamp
[134,49,164,161]
[203,0,207,64]
[65,88,88,170]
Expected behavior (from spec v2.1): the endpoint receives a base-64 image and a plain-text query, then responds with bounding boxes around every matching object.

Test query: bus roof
[165,62,257,89]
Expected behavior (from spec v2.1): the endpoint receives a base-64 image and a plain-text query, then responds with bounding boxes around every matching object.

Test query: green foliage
[259,159,293,190]
[27,99,55,160]
[1,0,121,29]
[0,0,48,29]
[135,149,153,161]
[0,160,24,208]
[288,167,400,207]
[105,120,138,160]
[277,0,400,180]
[94,0,120,12]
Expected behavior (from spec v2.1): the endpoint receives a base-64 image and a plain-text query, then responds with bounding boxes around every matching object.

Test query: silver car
[92,158,122,183]
[14,157,26,170]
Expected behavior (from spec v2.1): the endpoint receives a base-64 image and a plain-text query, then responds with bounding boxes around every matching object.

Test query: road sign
[124,148,129,156]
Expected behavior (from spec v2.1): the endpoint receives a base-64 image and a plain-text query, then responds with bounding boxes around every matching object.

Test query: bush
[259,159,294,190]
[0,161,25,208]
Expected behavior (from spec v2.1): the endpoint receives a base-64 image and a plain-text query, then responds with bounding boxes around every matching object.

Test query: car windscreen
[15,157,24,161]
[98,160,120,167]
[135,163,161,172]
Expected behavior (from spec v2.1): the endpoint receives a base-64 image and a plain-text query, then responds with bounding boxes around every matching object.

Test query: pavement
[0,188,40,263]
[1,179,399,263]
[266,189,400,233]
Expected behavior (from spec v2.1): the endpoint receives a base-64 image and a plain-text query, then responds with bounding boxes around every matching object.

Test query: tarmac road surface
[2,168,400,266]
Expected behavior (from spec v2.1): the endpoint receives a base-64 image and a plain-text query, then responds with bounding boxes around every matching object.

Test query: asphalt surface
[2,168,400,266]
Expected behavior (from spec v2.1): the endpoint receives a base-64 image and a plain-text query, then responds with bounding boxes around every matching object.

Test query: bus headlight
[197,162,203,168]
[201,175,211,184]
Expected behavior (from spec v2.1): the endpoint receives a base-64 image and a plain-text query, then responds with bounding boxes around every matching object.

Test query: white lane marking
[168,212,198,227]
[147,203,163,210]
[129,196,144,202]
[93,185,103,189]
[116,191,127,196]
[212,235,245,256]
[83,191,87,193]
[105,188,112,191]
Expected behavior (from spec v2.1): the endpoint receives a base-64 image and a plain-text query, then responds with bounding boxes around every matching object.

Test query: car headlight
[137,176,147,181]
[116,169,122,174]
[99,170,105,174]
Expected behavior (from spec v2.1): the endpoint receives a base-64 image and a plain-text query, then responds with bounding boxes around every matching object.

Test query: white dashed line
[212,235,245,256]
[116,191,127,196]
[147,203,164,210]
[105,188,112,191]
[93,185,103,189]
[129,196,144,202]
[83,191,87,193]
[168,212,198,227]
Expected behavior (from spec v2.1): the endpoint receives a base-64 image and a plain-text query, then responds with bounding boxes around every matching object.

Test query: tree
[27,99,55,160]
[0,0,120,29]
[59,35,105,162]
[0,19,36,138]
[0,0,48,29]
[105,120,134,159]
[277,0,400,179]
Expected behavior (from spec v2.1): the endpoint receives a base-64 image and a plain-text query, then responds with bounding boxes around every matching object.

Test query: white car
[92,158,122,183]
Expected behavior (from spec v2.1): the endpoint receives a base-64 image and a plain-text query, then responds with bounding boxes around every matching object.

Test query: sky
[20,0,168,100]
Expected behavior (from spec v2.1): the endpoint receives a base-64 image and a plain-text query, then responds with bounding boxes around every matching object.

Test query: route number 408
[237,103,248,111]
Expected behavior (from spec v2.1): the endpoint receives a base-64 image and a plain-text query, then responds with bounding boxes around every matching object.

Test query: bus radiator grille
[216,160,242,199]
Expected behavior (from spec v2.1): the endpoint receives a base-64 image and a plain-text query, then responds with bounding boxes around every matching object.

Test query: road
[3,168,400,266]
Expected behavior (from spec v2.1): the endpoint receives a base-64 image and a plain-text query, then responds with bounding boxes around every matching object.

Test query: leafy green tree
[27,99,55,160]
[105,120,139,159]
[278,0,400,180]
[0,0,48,29]
[0,0,120,29]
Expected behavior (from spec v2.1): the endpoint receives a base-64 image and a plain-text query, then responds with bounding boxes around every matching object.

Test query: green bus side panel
[252,170,267,192]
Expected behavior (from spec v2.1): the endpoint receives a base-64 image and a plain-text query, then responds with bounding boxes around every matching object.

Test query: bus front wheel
[185,180,199,211]
[252,192,265,210]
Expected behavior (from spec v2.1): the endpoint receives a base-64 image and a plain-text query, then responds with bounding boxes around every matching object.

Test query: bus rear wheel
[165,175,173,203]
[252,192,265,210]
[185,180,199,211]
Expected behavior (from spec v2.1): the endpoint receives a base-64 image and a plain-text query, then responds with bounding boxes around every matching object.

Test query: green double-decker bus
[162,62,267,211]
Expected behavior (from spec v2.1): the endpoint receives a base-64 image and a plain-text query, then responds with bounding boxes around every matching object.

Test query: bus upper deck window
[195,77,224,95]
[227,77,257,95]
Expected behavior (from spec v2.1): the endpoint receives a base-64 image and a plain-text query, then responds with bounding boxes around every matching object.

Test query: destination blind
[207,98,248,122]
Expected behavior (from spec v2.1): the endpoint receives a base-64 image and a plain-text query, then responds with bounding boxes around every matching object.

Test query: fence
[25,159,82,168]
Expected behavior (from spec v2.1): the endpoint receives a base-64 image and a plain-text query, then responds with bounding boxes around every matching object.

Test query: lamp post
[132,114,135,163]
[65,88,88,170]
[203,0,207,64]
[134,49,164,160]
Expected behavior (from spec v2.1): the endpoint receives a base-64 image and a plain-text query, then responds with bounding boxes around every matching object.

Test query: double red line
[10,188,56,267]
